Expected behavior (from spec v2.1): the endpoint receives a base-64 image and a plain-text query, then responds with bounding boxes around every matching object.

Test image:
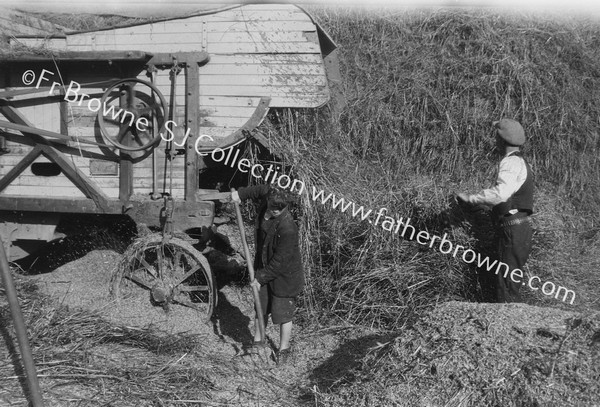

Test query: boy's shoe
[276,348,292,366]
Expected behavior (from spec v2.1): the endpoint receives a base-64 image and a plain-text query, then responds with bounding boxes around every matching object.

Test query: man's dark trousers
[496,219,533,302]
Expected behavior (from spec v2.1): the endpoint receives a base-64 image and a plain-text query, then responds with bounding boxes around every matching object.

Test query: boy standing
[457,119,533,303]
[232,185,304,364]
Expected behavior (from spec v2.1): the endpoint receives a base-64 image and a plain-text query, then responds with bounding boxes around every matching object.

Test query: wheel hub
[151,282,169,304]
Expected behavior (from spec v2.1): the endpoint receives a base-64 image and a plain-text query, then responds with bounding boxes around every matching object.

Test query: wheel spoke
[103,115,124,125]
[132,132,145,146]
[134,130,154,146]
[172,298,205,311]
[173,265,201,287]
[117,125,130,142]
[174,251,183,271]
[178,285,209,292]
[124,271,156,290]
[137,255,157,278]
[156,246,165,277]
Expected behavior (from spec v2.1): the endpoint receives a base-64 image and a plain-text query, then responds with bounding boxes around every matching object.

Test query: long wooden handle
[231,188,266,343]
[0,243,44,406]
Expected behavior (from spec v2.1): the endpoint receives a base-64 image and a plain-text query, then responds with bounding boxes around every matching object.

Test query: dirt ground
[3,247,598,406]
[20,249,360,406]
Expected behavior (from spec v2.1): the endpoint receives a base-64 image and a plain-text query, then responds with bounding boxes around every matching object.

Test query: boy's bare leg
[279,321,292,350]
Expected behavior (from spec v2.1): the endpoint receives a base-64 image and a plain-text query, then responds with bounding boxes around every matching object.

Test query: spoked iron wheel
[111,235,216,322]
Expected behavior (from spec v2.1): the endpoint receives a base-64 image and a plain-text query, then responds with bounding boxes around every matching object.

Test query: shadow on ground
[300,332,396,402]
[210,290,253,353]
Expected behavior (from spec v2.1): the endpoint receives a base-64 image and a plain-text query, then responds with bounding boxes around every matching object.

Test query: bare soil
[2,247,598,406]
[19,249,359,406]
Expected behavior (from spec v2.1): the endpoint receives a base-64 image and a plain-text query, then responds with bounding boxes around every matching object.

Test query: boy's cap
[493,118,525,146]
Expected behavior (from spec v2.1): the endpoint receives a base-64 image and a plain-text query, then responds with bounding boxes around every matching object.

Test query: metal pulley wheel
[98,78,168,152]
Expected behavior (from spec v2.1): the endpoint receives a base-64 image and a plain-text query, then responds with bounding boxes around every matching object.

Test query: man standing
[457,118,534,303]
[231,184,304,365]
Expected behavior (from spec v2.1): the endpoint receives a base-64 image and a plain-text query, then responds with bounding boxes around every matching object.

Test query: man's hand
[250,278,261,290]
[231,190,241,203]
[455,192,470,203]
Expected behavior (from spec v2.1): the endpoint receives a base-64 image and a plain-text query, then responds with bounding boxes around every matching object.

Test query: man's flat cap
[493,118,526,146]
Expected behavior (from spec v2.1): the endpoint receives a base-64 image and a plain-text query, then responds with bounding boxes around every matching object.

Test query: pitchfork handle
[231,188,266,343]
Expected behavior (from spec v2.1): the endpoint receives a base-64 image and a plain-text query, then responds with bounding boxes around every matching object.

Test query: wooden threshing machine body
[0,4,338,320]
[0,4,337,259]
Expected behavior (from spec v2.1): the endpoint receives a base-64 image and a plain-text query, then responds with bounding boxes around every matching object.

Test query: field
[1,4,600,407]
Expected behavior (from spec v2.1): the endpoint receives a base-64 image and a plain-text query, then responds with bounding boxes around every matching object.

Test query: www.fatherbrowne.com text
[214,146,576,305]
[23,69,575,305]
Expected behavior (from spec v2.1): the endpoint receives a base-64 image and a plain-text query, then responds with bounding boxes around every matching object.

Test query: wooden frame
[0,102,111,211]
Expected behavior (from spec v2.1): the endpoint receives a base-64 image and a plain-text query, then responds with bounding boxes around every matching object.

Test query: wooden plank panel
[133,184,186,192]
[65,37,320,54]
[68,32,198,47]
[71,30,308,47]
[5,94,61,134]
[201,92,327,108]
[56,8,308,42]
[13,5,313,45]
[11,38,67,49]
[198,105,261,118]
[194,8,311,22]
[0,154,53,166]
[199,63,324,76]
[106,8,309,33]
[199,96,263,108]
[132,179,186,190]
[207,94,327,109]
[199,74,327,87]
[209,53,324,65]
[1,154,121,180]
[131,154,186,168]
[1,184,89,197]
[207,42,321,54]
[132,188,185,199]
[9,174,120,188]
[0,141,34,154]
[65,125,99,136]
[63,20,315,48]
[176,105,254,117]
[204,20,315,33]
[133,167,185,178]
[200,116,249,129]
[199,84,326,96]
[205,31,309,43]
